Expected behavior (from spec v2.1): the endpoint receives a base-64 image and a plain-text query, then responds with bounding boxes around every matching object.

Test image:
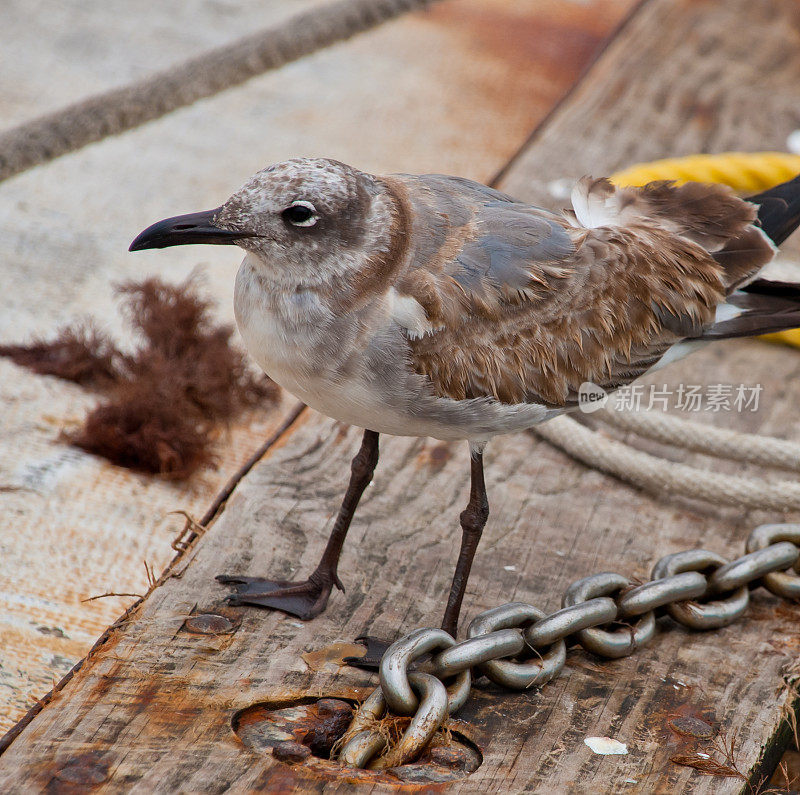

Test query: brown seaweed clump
[1,276,280,478]
[71,377,216,478]
[0,321,121,388]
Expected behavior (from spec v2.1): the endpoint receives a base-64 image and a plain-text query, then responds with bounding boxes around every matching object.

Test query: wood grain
[2,0,800,791]
[0,0,636,735]
[499,0,800,205]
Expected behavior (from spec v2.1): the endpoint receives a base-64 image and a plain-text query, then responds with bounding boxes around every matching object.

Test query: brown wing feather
[388,176,770,407]
[614,180,774,289]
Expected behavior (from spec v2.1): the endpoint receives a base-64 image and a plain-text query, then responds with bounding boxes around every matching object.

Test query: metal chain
[336,523,800,769]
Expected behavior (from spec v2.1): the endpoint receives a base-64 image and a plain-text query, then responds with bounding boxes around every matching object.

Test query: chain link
[651,549,750,629]
[466,603,567,688]
[523,597,617,647]
[335,525,800,769]
[616,572,706,617]
[339,673,448,770]
[379,627,470,715]
[746,524,800,599]
[563,572,656,658]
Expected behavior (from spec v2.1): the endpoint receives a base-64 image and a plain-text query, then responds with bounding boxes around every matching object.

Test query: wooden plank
[2,0,800,792]
[0,0,635,734]
[498,0,800,206]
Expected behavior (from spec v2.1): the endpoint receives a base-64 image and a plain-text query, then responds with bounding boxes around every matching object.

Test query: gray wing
[396,173,578,320]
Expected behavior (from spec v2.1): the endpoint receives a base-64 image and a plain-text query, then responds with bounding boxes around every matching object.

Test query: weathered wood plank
[0,0,634,734]
[499,0,800,206]
[2,0,800,791]
[2,393,798,792]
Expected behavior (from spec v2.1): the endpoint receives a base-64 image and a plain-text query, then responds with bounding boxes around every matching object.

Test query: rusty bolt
[669,716,714,739]
[184,614,234,634]
[428,745,468,770]
[272,741,312,763]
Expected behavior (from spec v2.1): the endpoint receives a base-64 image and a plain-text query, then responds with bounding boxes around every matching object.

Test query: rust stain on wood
[300,642,366,672]
[416,441,455,472]
[52,751,109,787]
[235,695,478,786]
[414,0,640,170]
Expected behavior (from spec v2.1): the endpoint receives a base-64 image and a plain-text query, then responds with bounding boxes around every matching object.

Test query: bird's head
[130,158,389,285]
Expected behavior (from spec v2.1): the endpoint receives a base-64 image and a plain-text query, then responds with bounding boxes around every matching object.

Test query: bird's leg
[441,445,489,638]
[345,443,489,671]
[218,429,379,620]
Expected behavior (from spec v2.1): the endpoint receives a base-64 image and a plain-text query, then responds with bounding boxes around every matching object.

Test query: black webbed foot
[216,572,340,620]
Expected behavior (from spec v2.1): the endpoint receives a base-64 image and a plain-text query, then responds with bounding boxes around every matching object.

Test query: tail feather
[742,277,800,300]
[703,280,800,339]
[702,177,800,339]
[747,174,800,246]
[710,227,776,292]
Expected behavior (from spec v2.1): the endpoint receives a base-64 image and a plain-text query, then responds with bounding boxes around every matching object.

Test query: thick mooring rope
[597,408,800,472]
[535,416,800,512]
[609,151,800,192]
[0,0,435,183]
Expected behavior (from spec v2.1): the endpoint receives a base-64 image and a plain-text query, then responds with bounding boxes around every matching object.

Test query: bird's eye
[282,200,318,227]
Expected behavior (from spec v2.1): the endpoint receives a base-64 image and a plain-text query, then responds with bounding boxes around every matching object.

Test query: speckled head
[217,158,389,280]
[130,158,393,286]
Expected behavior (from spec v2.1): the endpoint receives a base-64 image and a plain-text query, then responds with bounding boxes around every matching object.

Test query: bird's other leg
[218,429,379,620]
[346,442,490,670]
[441,442,489,638]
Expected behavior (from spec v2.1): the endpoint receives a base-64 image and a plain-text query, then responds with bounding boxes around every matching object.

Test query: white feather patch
[714,302,743,323]
[570,178,619,229]
[387,288,441,339]
[646,340,707,373]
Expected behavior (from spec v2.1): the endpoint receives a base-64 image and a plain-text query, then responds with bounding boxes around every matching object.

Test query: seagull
[130,159,800,637]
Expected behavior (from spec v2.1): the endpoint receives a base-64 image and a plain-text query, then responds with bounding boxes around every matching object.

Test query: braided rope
[0,0,435,184]
[534,416,800,512]
[597,408,800,471]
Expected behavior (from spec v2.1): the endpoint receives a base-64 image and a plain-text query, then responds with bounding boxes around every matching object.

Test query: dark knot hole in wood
[232,696,482,783]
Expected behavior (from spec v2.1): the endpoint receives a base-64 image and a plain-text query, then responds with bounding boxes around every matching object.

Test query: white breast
[234,256,437,435]
[234,256,332,391]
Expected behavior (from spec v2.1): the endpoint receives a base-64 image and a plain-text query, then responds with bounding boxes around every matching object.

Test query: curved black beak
[129,208,254,252]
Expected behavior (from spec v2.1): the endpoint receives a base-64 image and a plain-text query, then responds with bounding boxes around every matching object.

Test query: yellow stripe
[609,151,800,192]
